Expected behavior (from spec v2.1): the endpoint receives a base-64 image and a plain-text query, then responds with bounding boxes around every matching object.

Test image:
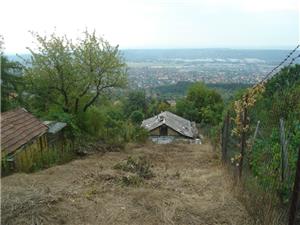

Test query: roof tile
[1,108,48,154]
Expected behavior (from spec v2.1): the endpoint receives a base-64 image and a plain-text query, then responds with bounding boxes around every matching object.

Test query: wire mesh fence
[220,48,300,225]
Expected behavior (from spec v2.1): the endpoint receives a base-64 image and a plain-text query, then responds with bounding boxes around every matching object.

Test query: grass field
[1,142,253,225]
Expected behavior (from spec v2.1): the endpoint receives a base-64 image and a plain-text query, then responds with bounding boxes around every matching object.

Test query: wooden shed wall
[149,125,183,137]
[13,135,48,172]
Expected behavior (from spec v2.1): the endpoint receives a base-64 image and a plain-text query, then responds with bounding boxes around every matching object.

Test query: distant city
[8,48,300,89]
[122,49,300,88]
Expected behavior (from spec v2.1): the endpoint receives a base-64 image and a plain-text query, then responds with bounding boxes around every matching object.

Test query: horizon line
[5,46,299,55]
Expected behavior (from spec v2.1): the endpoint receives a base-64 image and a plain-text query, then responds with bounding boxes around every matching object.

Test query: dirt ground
[1,143,253,225]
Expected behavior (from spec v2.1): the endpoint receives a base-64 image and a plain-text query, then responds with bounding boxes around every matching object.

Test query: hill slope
[2,143,252,225]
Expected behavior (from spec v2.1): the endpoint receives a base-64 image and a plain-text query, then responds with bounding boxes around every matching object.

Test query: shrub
[120,175,144,187]
[113,156,154,179]
[132,127,149,143]
[130,110,144,125]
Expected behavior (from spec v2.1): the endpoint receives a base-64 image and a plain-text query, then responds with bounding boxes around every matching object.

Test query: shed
[43,121,67,146]
[1,108,48,172]
[1,108,48,156]
[141,111,198,143]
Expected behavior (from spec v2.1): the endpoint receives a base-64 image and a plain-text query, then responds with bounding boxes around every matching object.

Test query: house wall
[2,132,72,175]
[149,125,183,137]
[150,127,160,136]
[167,127,181,136]
[47,131,65,149]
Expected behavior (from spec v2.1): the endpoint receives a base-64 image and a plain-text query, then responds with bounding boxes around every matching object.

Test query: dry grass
[2,143,253,225]
[222,166,287,225]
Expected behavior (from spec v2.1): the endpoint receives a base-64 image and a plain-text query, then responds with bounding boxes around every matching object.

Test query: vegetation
[223,65,300,224]
[176,82,224,126]
[248,65,300,201]
[114,156,154,186]
[3,30,300,224]
[1,55,24,112]
[24,31,127,114]
[152,81,250,100]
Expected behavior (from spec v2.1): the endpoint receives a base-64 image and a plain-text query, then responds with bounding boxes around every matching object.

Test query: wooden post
[239,95,248,179]
[247,120,260,170]
[222,112,230,163]
[252,120,260,147]
[280,118,289,182]
[289,146,300,225]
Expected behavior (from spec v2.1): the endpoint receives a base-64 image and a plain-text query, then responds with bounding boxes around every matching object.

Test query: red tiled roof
[1,108,48,154]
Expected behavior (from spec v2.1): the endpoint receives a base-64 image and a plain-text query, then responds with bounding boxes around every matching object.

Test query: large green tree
[25,31,127,114]
[176,82,224,125]
[123,91,147,116]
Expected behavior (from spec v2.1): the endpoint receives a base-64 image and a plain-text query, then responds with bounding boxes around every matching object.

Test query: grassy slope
[2,143,252,225]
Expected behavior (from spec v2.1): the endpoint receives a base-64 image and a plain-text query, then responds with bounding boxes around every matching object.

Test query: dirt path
[1,143,252,225]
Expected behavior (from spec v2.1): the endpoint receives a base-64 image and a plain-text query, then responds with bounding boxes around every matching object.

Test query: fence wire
[221,48,300,225]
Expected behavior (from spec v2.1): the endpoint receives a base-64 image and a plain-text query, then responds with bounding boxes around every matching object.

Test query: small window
[160,125,168,136]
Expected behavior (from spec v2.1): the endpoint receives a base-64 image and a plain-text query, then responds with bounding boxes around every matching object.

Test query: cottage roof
[1,108,48,154]
[141,111,197,138]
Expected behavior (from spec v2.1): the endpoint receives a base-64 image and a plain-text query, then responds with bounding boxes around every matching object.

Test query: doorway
[159,125,168,136]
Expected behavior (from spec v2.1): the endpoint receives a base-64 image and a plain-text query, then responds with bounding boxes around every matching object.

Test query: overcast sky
[1,0,299,53]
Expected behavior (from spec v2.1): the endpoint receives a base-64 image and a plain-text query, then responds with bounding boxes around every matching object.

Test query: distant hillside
[122,49,299,64]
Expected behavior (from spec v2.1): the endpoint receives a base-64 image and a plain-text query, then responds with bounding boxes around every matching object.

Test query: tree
[24,30,127,114]
[123,91,147,116]
[1,55,24,112]
[176,98,199,121]
[176,82,224,125]
[130,110,144,124]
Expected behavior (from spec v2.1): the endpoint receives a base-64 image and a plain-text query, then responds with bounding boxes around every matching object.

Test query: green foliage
[250,123,300,203]
[1,55,24,112]
[80,103,148,146]
[130,110,144,124]
[24,30,127,114]
[131,127,149,143]
[176,82,224,125]
[176,98,199,121]
[228,65,300,202]
[152,81,250,100]
[123,91,147,116]
[157,101,171,112]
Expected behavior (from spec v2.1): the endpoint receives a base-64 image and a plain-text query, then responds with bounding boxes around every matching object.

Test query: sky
[0,0,299,53]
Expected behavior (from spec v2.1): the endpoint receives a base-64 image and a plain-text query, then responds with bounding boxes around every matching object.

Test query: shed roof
[1,108,48,154]
[141,111,197,138]
[43,121,67,134]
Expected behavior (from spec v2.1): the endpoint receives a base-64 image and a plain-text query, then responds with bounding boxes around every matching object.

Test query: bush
[113,156,154,179]
[120,175,144,187]
[132,127,149,143]
[130,110,144,125]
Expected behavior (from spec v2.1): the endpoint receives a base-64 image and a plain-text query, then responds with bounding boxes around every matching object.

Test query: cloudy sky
[1,0,299,53]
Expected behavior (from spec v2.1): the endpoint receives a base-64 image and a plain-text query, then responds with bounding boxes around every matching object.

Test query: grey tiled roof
[141,111,197,138]
[43,121,67,134]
